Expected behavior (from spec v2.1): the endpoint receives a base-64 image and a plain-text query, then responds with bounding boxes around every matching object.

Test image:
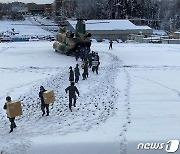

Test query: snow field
[0,40,179,154]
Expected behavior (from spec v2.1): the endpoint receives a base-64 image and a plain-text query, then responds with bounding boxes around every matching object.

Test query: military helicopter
[53,19,91,55]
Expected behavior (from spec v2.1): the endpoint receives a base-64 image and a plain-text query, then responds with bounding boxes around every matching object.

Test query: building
[27,3,45,15]
[25,0,77,19]
[169,30,180,39]
[67,19,153,41]
[45,4,52,16]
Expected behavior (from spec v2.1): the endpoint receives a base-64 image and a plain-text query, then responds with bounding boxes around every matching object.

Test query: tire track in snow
[0,46,15,54]
[0,66,62,73]
[132,74,180,96]
[124,65,180,72]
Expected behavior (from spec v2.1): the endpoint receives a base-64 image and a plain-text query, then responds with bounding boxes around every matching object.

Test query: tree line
[0,2,25,20]
[75,0,180,32]
[0,0,179,32]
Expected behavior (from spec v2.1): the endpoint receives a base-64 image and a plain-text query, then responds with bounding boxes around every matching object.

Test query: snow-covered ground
[0,41,179,154]
[0,16,57,37]
[0,19,180,154]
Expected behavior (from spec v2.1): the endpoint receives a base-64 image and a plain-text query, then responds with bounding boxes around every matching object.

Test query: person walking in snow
[69,66,74,83]
[92,60,100,74]
[82,61,89,80]
[39,86,49,116]
[95,52,99,61]
[75,49,79,61]
[65,82,79,112]
[88,52,92,68]
[74,64,80,83]
[109,40,113,49]
[92,52,100,74]
[3,96,17,133]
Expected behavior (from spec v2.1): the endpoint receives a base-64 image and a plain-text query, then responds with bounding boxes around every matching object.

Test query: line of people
[67,50,100,111]
[75,46,90,62]
[3,71,81,133]
[3,50,100,133]
[3,86,50,133]
[70,51,100,82]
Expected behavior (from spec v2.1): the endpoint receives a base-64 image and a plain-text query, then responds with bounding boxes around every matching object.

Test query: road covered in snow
[0,40,180,154]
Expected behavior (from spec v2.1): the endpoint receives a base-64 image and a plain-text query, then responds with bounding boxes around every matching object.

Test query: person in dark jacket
[3,96,17,133]
[88,52,92,68]
[69,66,74,83]
[74,64,80,83]
[82,62,88,80]
[95,52,99,61]
[39,86,49,116]
[109,40,113,49]
[92,60,100,74]
[75,49,79,61]
[65,82,79,112]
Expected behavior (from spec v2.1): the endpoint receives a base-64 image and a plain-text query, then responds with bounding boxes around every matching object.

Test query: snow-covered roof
[174,30,180,34]
[153,29,167,35]
[136,26,152,30]
[68,20,152,31]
